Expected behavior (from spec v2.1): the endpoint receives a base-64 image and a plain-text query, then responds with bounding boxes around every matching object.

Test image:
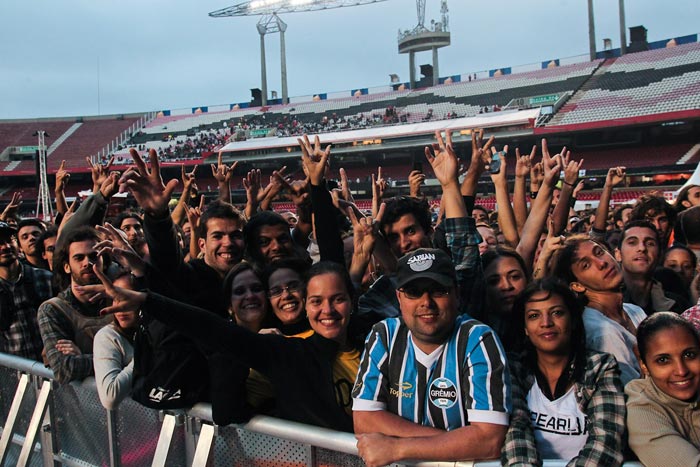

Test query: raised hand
[371,167,387,218]
[185,195,205,234]
[515,146,536,179]
[95,223,146,276]
[562,151,584,186]
[99,172,120,198]
[408,170,426,198]
[87,155,114,192]
[338,168,354,203]
[181,164,198,192]
[211,151,238,185]
[605,166,626,187]
[489,145,509,185]
[0,192,22,221]
[119,148,178,217]
[55,160,70,192]
[348,203,385,259]
[470,128,496,172]
[424,130,461,187]
[298,134,331,186]
[541,139,563,187]
[75,263,147,316]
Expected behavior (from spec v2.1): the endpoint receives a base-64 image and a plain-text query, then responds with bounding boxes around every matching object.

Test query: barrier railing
[0,352,642,467]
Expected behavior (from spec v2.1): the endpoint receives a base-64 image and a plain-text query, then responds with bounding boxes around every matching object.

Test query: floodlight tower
[209,0,388,106]
[398,0,450,88]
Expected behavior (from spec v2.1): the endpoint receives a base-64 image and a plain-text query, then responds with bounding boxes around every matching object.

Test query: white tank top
[527,380,588,460]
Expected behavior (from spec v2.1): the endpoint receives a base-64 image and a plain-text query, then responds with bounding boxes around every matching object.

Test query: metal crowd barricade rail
[0,352,642,467]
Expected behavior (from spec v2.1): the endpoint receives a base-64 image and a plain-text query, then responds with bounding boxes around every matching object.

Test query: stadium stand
[548,41,700,127]
[133,60,602,143]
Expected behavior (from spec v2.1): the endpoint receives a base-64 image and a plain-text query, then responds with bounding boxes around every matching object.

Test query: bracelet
[563,181,574,187]
[530,191,538,198]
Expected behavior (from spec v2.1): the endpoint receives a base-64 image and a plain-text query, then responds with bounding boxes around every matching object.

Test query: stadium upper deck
[0,37,698,186]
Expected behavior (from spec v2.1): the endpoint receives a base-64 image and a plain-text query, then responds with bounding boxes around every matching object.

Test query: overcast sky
[1,0,697,119]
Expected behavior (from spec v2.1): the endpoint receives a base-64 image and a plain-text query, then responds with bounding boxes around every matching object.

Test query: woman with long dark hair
[502,279,625,466]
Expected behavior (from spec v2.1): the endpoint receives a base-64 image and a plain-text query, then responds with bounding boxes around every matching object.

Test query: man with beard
[0,222,53,361]
[38,227,112,383]
[17,218,48,269]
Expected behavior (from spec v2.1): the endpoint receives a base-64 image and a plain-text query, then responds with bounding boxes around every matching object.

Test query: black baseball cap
[396,248,456,289]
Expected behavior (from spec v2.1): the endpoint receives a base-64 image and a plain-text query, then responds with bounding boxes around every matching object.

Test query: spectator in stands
[93,272,138,410]
[38,226,112,384]
[37,226,58,271]
[626,312,700,467]
[17,218,47,270]
[629,194,676,247]
[502,279,624,466]
[353,247,510,466]
[617,220,689,314]
[673,184,700,212]
[550,235,646,384]
[0,221,53,361]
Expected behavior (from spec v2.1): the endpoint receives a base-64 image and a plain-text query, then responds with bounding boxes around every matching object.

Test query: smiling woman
[502,279,625,466]
[85,260,360,432]
[626,312,700,467]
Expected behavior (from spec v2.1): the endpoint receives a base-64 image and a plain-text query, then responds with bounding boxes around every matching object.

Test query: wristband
[530,191,538,199]
[563,181,574,187]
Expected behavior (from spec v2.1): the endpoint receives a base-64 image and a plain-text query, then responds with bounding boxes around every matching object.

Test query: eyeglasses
[398,285,451,300]
[232,284,265,297]
[268,280,303,298]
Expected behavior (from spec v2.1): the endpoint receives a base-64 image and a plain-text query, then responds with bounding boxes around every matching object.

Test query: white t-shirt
[528,380,587,460]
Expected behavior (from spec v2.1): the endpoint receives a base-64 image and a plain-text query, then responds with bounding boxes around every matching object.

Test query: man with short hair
[378,196,433,258]
[37,226,58,271]
[352,247,510,465]
[17,218,48,269]
[121,148,246,316]
[38,227,111,383]
[243,210,301,267]
[0,222,53,361]
[617,220,688,314]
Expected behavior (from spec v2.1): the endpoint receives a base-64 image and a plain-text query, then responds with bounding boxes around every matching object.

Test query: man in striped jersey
[352,247,511,466]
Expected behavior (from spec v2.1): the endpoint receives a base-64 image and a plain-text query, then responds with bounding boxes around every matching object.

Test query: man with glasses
[0,222,53,361]
[352,247,510,466]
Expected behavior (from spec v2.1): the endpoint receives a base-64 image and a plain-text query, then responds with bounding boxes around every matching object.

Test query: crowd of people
[0,129,699,467]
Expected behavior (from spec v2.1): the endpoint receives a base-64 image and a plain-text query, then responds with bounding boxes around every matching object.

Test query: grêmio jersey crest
[353,314,511,430]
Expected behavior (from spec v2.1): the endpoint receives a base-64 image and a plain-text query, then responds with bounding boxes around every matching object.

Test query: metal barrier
[0,352,642,467]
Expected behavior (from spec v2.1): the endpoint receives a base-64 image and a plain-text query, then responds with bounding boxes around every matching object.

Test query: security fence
[0,352,642,467]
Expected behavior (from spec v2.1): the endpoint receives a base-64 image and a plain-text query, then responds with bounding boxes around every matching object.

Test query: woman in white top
[93,273,138,410]
[551,234,646,384]
[502,278,625,466]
